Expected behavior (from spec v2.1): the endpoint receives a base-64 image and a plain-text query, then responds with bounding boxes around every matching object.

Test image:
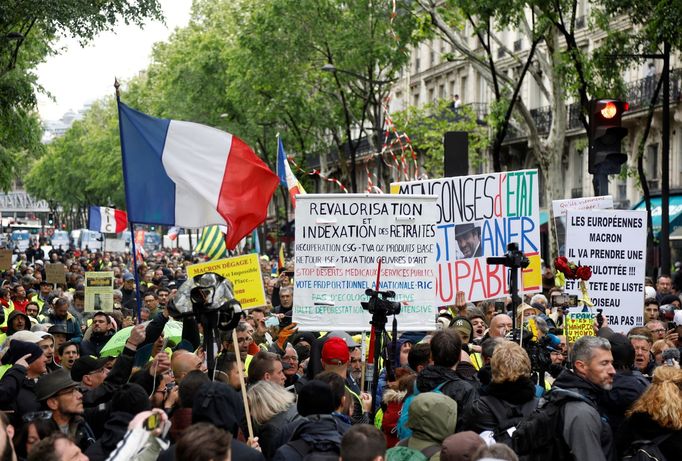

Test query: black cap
[35,369,79,401]
[47,324,68,336]
[0,340,43,366]
[70,356,111,382]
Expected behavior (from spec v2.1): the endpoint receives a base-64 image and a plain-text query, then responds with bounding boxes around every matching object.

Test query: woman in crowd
[463,341,538,445]
[618,365,682,459]
[247,380,302,460]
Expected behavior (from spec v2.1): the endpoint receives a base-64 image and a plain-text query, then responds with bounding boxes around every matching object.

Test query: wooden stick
[360,331,367,392]
[232,328,254,440]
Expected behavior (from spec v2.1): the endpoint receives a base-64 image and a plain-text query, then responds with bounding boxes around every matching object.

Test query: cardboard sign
[187,253,266,309]
[565,312,595,343]
[392,170,542,303]
[45,263,66,284]
[0,249,12,271]
[565,209,647,332]
[84,271,114,312]
[552,196,613,252]
[293,194,438,331]
[104,238,127,253]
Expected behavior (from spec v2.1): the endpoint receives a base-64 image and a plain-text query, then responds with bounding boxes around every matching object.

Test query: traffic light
[47,213,54,225]
[588,99,629,174]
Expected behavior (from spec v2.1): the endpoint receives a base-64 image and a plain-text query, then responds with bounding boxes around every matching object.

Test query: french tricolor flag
[277,137,306,207]
[88,206,128,233]
[117,102,279,249]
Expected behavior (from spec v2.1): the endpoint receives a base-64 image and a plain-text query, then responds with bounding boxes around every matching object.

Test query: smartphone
[552,293,579,307]
[494,301,505,313]
[143,413,160,431]
[668,321,677,331]
[284,271,294,278]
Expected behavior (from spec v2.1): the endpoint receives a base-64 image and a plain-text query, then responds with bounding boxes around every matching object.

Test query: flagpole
[129,224,143,324]
[115,78,142,323]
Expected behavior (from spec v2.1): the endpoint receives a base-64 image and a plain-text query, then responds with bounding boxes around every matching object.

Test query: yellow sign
[565,312,595,343]
[187,254,266,309]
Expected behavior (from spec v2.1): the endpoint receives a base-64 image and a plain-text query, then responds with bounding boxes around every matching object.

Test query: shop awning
[633,194,682,238]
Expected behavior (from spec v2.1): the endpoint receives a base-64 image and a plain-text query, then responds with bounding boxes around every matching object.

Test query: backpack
[386,440,440,461]
[511,388,594,461]
[478,395,538,447]
[623,433,672,461]
[396,380,451,440]
[288,439,340,461]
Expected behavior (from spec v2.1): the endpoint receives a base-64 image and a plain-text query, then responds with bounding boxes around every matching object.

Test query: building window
[415,56,420,73]
[439,84,445,98]
[428,88,435,102]
[413,93,420,106]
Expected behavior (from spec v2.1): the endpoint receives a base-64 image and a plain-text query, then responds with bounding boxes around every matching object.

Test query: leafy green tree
[0,0,162,191]
[391,101,489,177]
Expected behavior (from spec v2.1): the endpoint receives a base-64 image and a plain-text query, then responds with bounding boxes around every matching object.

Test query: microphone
[662,348,680,366]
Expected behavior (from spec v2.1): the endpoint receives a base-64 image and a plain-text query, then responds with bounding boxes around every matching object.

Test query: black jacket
[0,364,40,428]
[272,414,349,461]
[256,405,303,460]
[82,344,137,408]
[464,377,538,434]
[80,331,114,357]
[616,411,682,460]
[416,364,478,431]
[601,369,649,435]
[84,411,133,461]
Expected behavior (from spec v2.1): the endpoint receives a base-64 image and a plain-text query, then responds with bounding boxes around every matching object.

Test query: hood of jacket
[291,414,347,448]
[407,392,457,443]
[91,411,133,451]
[487,377,536,405]
[192,382,244,436]
[6,310,30,335]
[416,365,459,392]
[382,388,406,404]
[552,369,602,403]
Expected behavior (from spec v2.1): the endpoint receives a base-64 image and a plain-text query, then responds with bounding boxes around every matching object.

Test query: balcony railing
[625,69,682,111]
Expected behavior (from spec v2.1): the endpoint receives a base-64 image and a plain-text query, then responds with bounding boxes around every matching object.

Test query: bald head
[172,351,205,383]
[489,314,513,338]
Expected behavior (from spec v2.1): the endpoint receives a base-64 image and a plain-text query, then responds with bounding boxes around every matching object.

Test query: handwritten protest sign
[187,254,266,309]
[84,272,114,312]
[0,250,11,271]
[565,209,647,333]
[391,170,541,304]
[293,194,438,331]
[552,196,613,251]
[565,312,596,343]
[45,263,66,284]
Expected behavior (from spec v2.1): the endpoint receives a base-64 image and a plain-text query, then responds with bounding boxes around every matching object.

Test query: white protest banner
[104,238,127,253]
[392,170,542,303]
[293,194,438,331]
[552,196,613,251]
[565,209,647,332]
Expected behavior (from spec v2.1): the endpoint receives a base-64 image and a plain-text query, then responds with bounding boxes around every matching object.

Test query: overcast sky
[36,0,192,121]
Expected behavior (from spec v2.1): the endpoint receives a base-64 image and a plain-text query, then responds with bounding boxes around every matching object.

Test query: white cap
[674,310,682,325]
[645,286,656,300]
[9,330,43,343]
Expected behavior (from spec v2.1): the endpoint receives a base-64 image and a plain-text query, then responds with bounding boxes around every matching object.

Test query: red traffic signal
[588,99,629,175]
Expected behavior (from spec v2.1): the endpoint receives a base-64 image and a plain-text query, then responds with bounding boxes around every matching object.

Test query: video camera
[486,242,530,270]
[361,289,401,316]
[171,272,242,332]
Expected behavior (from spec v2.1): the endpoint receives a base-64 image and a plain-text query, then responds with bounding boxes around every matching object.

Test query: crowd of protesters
[0,241,681,461]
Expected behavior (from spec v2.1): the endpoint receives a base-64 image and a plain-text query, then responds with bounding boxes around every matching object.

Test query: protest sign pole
[232,328,254,440]
[360,331,367,392]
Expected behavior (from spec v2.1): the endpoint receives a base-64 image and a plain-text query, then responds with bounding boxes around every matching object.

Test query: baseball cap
[35,369,79,401]
[451,317,473,339]
[71,356,111,382]
[321,337,350,365]
[47,324,68,336]
[123,273,135,281]
[8,330,44,343]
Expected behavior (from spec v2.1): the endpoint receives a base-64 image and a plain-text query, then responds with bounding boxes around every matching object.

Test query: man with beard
[282,344,300,387]
[550,336,616,461]
[454,223,482,258]
[34,369,94,452]
[347,346,363,388]
[79,312,114,357]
